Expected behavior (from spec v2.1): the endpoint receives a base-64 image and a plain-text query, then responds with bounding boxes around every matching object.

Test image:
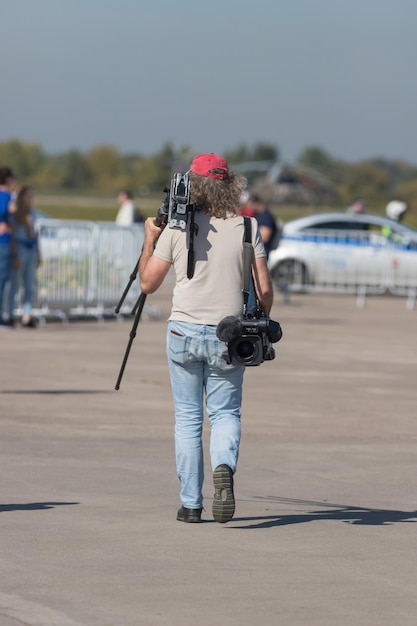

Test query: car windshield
[298,216,417,236]
[302,220,361,230]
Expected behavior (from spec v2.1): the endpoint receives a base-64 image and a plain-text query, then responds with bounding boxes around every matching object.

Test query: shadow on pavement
[0,502,79,513]
[231,496,417,528]
[0,390,111,395]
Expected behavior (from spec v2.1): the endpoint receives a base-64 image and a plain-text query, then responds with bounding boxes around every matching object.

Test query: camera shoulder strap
[242,217,254,309]
[187,206,199,279]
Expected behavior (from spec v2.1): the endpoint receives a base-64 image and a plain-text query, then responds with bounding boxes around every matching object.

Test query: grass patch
[37,205,118,221]
[37,195,162,221]
[36,195,417,229]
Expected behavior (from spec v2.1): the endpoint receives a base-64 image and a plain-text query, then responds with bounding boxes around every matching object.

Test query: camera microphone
[216,316,243,342]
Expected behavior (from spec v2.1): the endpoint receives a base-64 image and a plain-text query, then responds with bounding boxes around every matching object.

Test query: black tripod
[113,195,169,390]
[114,259,147,390]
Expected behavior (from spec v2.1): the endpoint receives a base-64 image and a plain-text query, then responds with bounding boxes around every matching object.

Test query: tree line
[0,138,416,211]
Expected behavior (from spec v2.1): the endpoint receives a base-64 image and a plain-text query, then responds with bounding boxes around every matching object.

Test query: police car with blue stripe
[267,212,417,293]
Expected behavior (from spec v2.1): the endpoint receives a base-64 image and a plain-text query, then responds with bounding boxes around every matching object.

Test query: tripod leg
[114,292,147,390]
[131,288,147,315]
[114,260,140,314]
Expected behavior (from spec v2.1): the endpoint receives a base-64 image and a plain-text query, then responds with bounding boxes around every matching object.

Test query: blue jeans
[9,243,37,317]
[167,320,245,509]
[0,242,12,318]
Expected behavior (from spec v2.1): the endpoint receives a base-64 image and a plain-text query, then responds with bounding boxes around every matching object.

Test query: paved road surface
[1,284,417,626]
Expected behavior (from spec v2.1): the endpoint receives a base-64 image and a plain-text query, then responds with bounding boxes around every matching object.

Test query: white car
[267,212,417,294]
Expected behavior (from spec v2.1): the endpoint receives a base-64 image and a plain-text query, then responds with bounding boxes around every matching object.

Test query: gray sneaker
[212,464,235,523]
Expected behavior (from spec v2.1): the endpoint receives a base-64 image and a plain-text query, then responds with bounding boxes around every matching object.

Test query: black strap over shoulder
[242,217,254,311]
[243,215,252,244]
[187,206,199,279]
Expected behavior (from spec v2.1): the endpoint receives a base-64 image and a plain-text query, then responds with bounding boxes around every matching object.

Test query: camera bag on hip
[216,217,282,366]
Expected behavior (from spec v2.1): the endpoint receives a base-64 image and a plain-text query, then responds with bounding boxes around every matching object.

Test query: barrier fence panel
[386,242,417,295]
[31,220,144,320]
[93,222,144,311]
[303,231,387,295]
[12,220,416,320]
[36,220,95,310]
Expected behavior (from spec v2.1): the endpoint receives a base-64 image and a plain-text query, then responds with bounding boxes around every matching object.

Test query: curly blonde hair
[189,171,247,218]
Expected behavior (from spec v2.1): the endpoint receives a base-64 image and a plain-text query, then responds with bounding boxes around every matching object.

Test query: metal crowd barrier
[30,220,147,321]
[11,221,416,319]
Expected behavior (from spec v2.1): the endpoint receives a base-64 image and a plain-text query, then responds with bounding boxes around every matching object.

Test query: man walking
[138,153,273,523]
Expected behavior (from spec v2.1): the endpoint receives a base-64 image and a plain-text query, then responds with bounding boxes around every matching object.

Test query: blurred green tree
[0,138,416,215]
[55,150,93,189]
[0,138,46,179]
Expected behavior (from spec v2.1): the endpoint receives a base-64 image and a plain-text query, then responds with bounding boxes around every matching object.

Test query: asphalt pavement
[1,282,417,626]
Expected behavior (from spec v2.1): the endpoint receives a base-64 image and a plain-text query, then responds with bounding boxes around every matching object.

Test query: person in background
[0,166,15,327]
[238,191,254,217]
[381,200,409,243]
[346,198,366,214]
[9,186,41,328]
[115,190,143,225]
[245,192,278,258]
[385,200,408,223]
[345,198,369,231]
[139,153,273,524]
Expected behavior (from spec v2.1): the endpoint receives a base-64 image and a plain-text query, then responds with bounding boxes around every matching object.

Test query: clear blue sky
[3,0,417,165]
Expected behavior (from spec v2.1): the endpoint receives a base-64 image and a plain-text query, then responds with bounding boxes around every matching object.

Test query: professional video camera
[216,305,282,367]
[156,173,195,230]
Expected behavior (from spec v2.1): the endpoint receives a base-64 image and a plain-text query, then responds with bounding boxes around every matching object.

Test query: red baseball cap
[190,153,229,179]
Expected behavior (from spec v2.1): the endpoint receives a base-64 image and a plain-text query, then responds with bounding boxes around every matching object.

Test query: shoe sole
[176,514,202,523]
[212,466,235,523]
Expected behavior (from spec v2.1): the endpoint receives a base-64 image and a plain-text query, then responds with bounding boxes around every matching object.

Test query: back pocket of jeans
[168,330,192,364]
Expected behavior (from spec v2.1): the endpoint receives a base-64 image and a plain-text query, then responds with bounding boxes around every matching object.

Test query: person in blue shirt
[244,193,279,311]
[0,166,16,327]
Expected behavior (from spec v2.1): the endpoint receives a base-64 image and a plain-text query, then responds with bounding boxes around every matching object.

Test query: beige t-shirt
[154,212,266,324]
